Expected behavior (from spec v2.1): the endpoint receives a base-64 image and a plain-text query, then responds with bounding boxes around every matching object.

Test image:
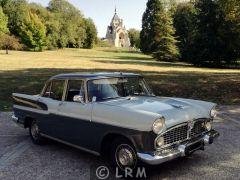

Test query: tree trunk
[6,48,8,54]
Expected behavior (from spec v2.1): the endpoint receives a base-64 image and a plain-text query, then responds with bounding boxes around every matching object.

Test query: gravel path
[0,106,239,180]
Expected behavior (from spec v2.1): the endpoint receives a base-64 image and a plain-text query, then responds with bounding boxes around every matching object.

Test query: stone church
[105,9,130,48]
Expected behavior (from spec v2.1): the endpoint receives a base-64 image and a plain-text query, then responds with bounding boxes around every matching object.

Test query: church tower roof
[112,8,120,21]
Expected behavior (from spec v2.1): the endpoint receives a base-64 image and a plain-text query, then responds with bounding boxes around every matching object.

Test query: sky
[28,0,147,37]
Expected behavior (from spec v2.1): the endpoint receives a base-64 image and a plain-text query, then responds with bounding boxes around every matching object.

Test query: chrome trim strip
[40,133,100,156]
[13,105,49,115]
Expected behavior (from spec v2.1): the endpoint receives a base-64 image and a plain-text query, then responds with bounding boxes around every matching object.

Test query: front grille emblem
[188,120,195,131]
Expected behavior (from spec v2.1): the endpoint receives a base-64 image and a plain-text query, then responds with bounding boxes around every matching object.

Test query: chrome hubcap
[115,144,136,169]
[118,148,134,166]
[31,123,39,139]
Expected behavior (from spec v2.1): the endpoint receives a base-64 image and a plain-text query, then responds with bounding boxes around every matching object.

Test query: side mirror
[92,96,97,102]
[73,95,85,103]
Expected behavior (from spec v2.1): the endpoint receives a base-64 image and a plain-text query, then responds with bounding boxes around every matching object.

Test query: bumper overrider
[137,129,219,165]
[12,114,24,128]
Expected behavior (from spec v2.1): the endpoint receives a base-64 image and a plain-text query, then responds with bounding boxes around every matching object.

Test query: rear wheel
[29,120,44,145]
[110,138,138,172]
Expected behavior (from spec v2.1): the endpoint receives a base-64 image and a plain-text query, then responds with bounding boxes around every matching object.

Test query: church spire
[112,6,120,21]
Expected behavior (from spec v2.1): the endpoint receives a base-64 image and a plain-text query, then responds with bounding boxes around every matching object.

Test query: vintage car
[12,72,219,170]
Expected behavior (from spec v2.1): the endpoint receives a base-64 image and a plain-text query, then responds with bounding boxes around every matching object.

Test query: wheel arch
[100,133,138,157]
[24,116,35,128]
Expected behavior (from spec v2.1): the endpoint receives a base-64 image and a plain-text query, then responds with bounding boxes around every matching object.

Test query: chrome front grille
[190,120,206,137]
[156,119,208,148]
[162,124,188,145]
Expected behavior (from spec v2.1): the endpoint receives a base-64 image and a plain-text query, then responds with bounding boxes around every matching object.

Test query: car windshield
[88,77,154,102]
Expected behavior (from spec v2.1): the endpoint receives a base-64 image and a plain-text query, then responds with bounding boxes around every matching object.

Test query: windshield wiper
[101,96,121,100]
[132,93,156,97]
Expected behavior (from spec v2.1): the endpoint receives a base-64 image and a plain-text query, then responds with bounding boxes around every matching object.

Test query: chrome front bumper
[137,129,219,165]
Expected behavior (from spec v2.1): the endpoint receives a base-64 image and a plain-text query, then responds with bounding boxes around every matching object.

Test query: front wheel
[110,138,138,172]
[29,120,44,145]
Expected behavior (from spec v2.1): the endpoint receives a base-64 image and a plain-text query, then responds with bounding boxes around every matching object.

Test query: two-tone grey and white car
[12,72,219,170]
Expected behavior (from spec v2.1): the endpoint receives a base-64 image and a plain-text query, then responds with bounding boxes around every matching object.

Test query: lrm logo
[91,165,147,179]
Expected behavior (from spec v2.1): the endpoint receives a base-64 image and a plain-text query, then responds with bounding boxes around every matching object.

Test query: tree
[48,0,86,48]
[189,0,224,66]
[217,0,240,65]
[0,6,9,35]
[0,34,22,54]
[2,0,29,37]
[20,11,46,51]
[83,18,97,49]
[140,0,155,54]
[30,2,60,49]
[187,0,240,66]
[141,0,179,61]
[173,2,196,61]
[128,28,140,49]
[0,0,9,7]
[1,0,98,50]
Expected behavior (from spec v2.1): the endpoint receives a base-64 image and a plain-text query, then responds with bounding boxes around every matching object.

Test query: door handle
[37,98,43,103]
[59,101,66,106]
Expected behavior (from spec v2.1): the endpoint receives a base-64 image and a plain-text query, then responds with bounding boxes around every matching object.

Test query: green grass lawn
[0,47,239,111]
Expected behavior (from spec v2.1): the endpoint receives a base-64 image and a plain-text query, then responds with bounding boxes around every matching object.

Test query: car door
[56,79,93,148]
[37,79,66,137]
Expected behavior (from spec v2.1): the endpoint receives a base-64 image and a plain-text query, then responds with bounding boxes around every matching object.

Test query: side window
[66,80,85,102]
[42,82,51,97]
[50,80,65,101]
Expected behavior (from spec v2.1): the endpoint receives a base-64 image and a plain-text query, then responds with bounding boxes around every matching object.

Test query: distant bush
[128,28,140,49]
[0,34,22,54]
[95,39,112,47]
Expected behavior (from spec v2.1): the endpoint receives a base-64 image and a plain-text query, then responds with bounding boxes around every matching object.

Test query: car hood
[100,96,216,128]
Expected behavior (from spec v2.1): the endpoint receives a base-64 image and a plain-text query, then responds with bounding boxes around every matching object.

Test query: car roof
[50,72,141,80]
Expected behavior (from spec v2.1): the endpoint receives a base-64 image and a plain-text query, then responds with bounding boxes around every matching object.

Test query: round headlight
[205,122,212,131]
[156,136,164,147]
[152,118,165,134]
[210,108,217,118]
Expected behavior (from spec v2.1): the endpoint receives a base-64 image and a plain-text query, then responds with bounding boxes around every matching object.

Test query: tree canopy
[20,11,46,51]
[141,0,240,67]
[173,2,196,61]
[185,0,240,66]
[83,18,97,49]
[140,0,179,61]
[0,6,8,35]
[0,0,98,51]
